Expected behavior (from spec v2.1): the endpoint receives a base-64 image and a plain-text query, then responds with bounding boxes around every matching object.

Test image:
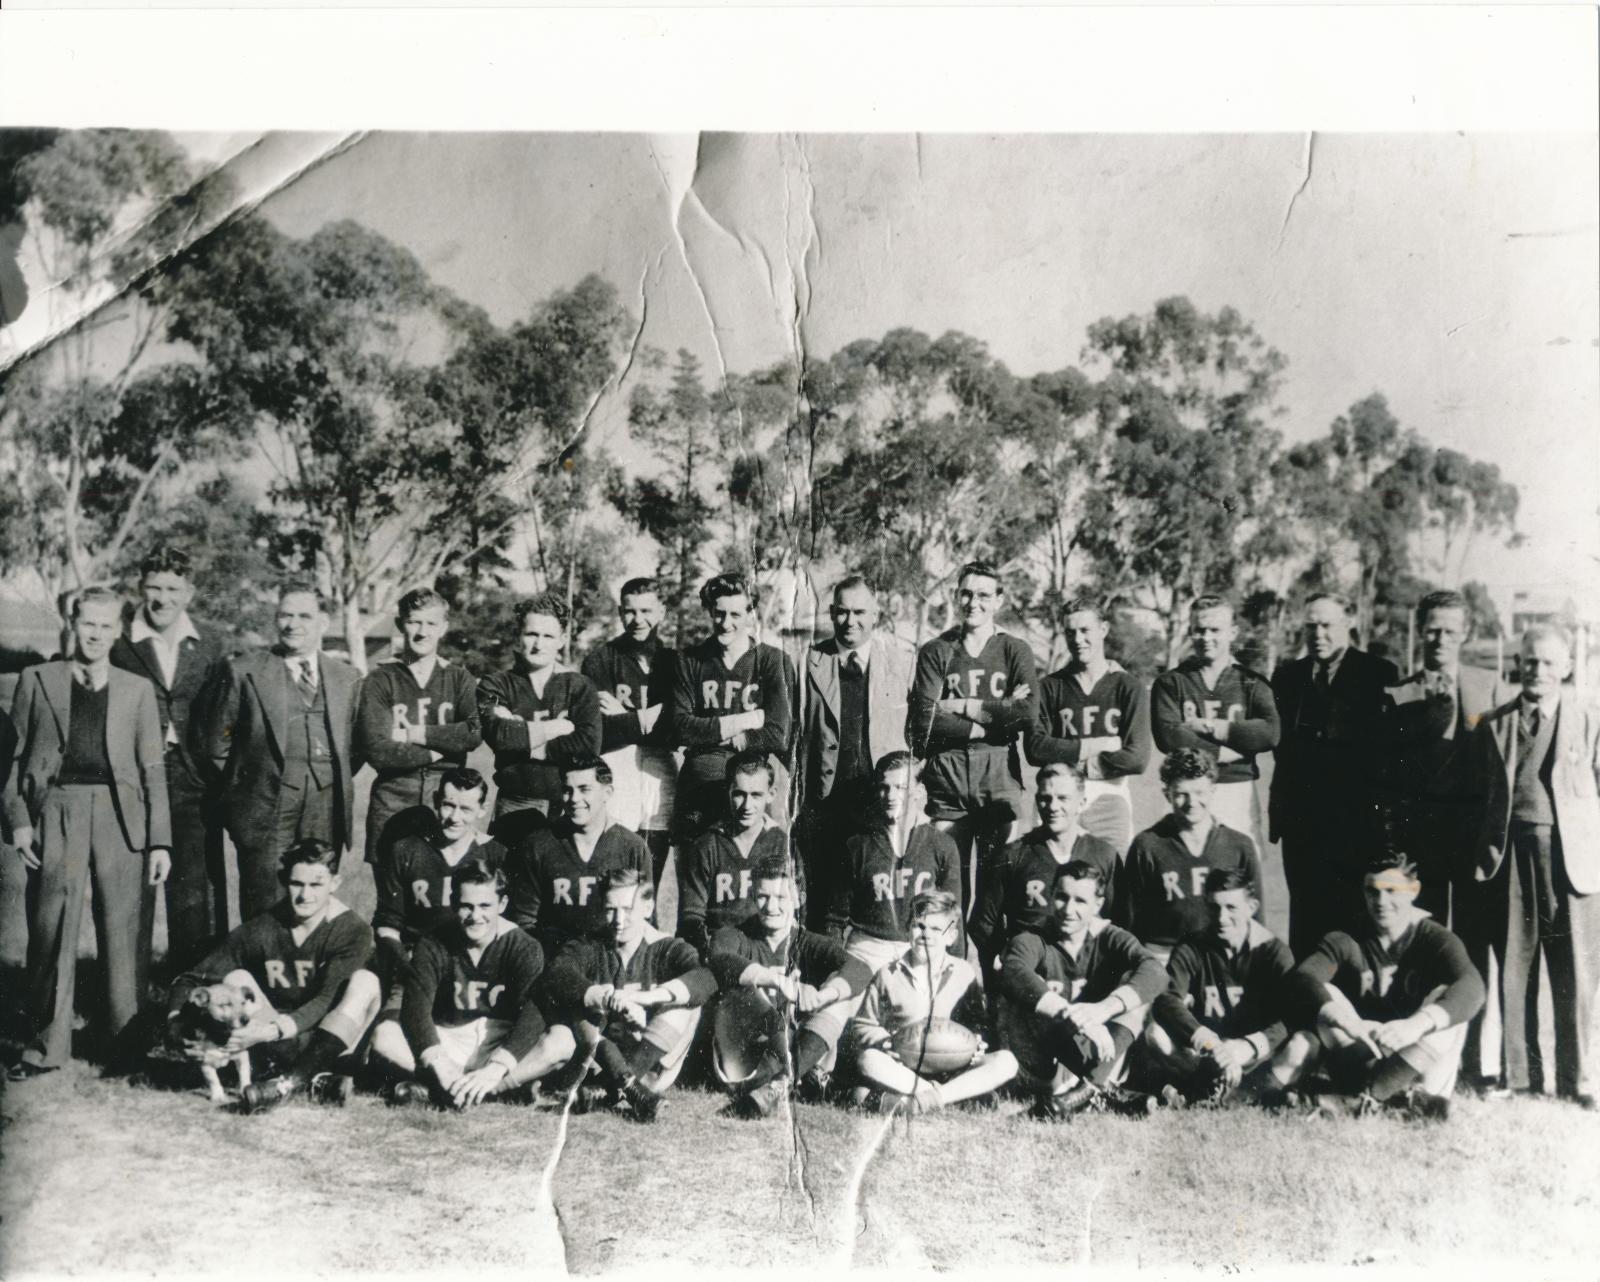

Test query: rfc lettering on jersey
[1180,698,1244,725]
[871,867,937,903]
[700,680,762,711]
[715,870,754,904]
[411,878,452,909]
[1025,878,1049,908]
[609,683,649,711]
[552,875,601,907]
[945,670,1027,700]
[1358,964,1402,999]
[1200,983,1246,1019]
[1045,977,1090,1001]
[1161,868,1215,901]
[453,980,506,1012]
[264,959,318,989]
[1052,705,1123,738]
[390,699,455,735]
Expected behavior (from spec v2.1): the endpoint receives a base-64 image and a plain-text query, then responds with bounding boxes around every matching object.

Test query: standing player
[544,869,718,1122]
[969,763,1119,979]
[1269,854,1483,1118]
[907,560,1039,912]
[1142,867,1295,1106]
[1117,750,1264,960]
[1150,595,1278,846]
[504,756,650,959]
[354,588,482,867]
[827,752,964,973]
[1026,597,1151,853]
[671,573,794,844]
[846,891,1018,1116]
[477,593,602,844]
[707,857,872,1116]
[997,861,1168,1119]
[676,750,794,959]
[581,577,679,888]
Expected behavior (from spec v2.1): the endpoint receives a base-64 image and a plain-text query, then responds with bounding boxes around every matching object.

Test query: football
[890,1018,980,1077]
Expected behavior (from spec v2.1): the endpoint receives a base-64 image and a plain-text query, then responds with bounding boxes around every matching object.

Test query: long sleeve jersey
[676,821,795,958]
[671,637,794,781]
[580,635,679,753]
[477,663,602,809]
[400,920,548,1062]
[544,935,718,1017]
[997,918,1167,1015]
[969,828,1120,964]
[1116,816,1263,949]
[1285,917,1485,1028]
[1151,921,1295,1056]
[1026,663,1152,781]
[707,920,874,996]
[828,824,964,947]
[847,950,988,1055]
[504,822,650,952]
[353,657,482,784]
[907,628,1038,758]
[373,833,508,947]
[168,900,374,1031]
[1149,659,1280,784]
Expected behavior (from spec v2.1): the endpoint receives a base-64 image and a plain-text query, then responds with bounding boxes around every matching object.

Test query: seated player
[707,856,873,1116]
[372,767,505,990]
[543,869,717,1122]
[970,762,1119,978]
[828,751,964,973]
[1116,749,1263,960]
[1141,867,1295,1106]
[997,861,1168,1120]
[677,750,794,959]
[505,755,650,959]
[845,891,1018,1116]
[370,859,571,1108]
[164,839,380,1112]
[1268,853,1485,1120]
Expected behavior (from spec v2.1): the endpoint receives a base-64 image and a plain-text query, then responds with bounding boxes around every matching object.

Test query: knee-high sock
[794,1029,829,1081]
[1366,1055,1422,1102]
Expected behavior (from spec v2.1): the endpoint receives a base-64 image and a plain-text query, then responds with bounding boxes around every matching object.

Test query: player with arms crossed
[677,749,795,959]
[1149,595,1279,845]
[671,573,794,844]
[907,561,1038,912]
[371,859,568,1108]
[1141,867,1295,1107]
[1268,853,1484,1120]
[354,587,482,867]
[1026,597,1151,852]
[581,577,679,887]
[707,856,872,1116]
[997,861,1168,1120]
[846,891,1017,1116]
[543,869,717,1122]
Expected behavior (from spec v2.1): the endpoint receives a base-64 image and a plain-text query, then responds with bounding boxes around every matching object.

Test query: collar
[386,653,450,670]
[130,611,200,647]
[72,662,110,692]
[1522,690,1560,714]
[1317,647,1348,674]
[887,947,961,982]
[840,638,873,669]
[463,917,518,953]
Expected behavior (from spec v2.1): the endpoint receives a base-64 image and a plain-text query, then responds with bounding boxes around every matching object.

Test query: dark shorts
[921,744,1024,825]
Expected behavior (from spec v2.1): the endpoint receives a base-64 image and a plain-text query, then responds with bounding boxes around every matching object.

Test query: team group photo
[0,54,1597,1275]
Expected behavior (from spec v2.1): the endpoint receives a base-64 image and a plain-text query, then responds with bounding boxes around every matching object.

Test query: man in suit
[1270,592,1399,957]
[1471,626,1600,1106]
[111,545,228,969]
[5,586,171,1078]
[795,576,913,929]
[194,582,361,923]
[1380,589,1501,926]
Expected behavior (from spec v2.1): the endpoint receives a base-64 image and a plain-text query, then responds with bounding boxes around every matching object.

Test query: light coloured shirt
[285,653,320,692]
[848,948,979,1054]
[130,611,200,690]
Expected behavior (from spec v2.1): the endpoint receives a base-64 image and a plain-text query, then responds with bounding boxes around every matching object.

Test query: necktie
[292,657,317,701]
[1314,660,1332,691]
[1522,701,1542,738]
[845,650,862,676]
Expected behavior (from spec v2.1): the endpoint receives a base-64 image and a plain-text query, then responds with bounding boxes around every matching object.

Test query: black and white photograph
[0,8,1596,1276]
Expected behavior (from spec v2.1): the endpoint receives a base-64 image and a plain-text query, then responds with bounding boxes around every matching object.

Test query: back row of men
[4,548,1597,1109]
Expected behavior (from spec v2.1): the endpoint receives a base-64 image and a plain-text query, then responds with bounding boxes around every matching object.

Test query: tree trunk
[343,594,369,674]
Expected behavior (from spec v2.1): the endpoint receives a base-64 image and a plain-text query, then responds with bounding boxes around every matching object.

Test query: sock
[593,1040,632,1088]
[794,1030,829,1081]
[290,1028,347,1083]
[1366,1056,1423,1102]
[742,1051,787,1094]
[627,1038,668,1083]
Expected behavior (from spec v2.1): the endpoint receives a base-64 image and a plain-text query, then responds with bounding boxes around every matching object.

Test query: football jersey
[477,664,603,810]
[1150,659,1280,784]
[354,658,482,784]
[1152,921,1295,1050]
[908,628,1038,758]
[401,919,548,1061]
[1116,816,1263,949]
[707,921,874,995]
[1287,916,1484,1027]
[169,900,374,1031]
[504,823,650,951]
[828,824,964,945]
[580,635,679,752]
[969,828,1120,964]
[676,821,795,957]
[671,637,795,782]
[544,935,718,1017]
[997,918,1167,1012]
[373,833,507,947]
[1027,664,1152,781]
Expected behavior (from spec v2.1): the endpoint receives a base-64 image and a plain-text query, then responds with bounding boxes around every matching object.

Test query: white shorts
[1079,779,1134,855]
[844,932,912,977]
[603,746,677,832]
[1208,780,1259,849]
[435,1018,514,1071]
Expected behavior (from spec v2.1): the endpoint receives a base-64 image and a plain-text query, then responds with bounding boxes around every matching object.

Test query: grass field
[2,747,1592,1274]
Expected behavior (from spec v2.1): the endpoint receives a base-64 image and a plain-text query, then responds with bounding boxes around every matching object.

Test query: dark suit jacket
[799,635,913,804]
[2,662,172,852]
[193,649,361,852]
[0,706,16,799]
[110,620,226,783]
[1269,646,1400,842]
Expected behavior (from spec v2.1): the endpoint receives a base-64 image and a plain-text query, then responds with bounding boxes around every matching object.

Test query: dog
[168,976,272,1103]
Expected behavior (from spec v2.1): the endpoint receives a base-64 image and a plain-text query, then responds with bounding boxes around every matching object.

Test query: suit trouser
[235,769,336,923]
[1503,822,1600,1097]
[24,785,148,1068]
[796,782,871,931]
[364,768,450,865]
[147,747,227,970]
[1280,824,1371,959]
[1457,869,1507,1081]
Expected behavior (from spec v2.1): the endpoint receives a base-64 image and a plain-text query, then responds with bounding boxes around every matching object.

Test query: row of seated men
[157,747,1482,1123]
